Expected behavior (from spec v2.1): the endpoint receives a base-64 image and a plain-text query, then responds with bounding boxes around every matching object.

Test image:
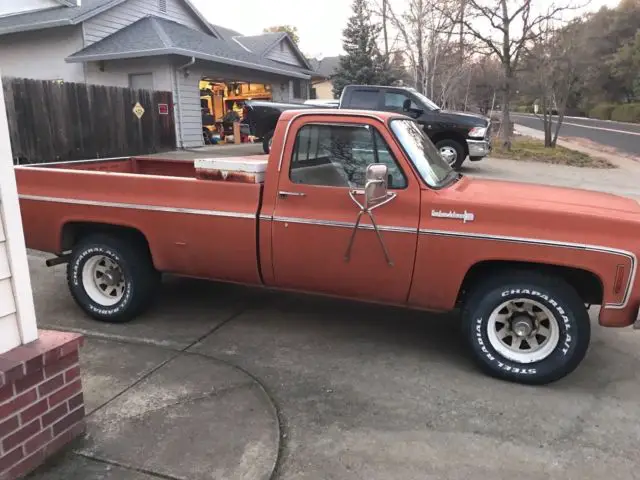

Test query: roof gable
[0,0,217,37]
[236,32,312,71]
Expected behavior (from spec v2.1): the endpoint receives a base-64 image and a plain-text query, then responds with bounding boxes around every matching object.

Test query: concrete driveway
[28,152,640,479]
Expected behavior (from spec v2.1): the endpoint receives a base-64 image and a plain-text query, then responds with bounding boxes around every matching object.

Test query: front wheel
[67,234,160,323]
[262,130,274,154]
[435,139,466,170]
[462,271,590,385]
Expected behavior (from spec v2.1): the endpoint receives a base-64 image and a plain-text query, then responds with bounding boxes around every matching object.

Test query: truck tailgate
[15,162,263,285]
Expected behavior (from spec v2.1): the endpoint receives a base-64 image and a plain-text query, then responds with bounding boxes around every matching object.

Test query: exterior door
[271,118,421,304]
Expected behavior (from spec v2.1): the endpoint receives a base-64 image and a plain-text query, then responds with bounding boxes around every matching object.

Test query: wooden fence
[2,77,176,164]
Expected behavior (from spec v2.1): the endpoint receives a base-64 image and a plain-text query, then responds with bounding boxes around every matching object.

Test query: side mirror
[364,164,389,209]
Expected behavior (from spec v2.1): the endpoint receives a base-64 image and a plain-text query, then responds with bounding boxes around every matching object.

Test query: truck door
[270,115,420,304]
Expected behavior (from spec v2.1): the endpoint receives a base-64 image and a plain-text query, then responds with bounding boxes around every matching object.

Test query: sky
[190,0,621,59]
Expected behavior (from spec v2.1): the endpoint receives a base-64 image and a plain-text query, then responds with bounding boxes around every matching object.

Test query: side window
[290,124,407,189]
[384,92,418,112]
[349,90,379,109]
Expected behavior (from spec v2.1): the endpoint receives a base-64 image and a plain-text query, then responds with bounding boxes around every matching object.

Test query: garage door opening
[200,78,272,145]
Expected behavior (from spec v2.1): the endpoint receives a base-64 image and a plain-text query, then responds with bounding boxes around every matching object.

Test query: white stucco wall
[85,57,173,91]
[0,25,85,82]
[0,69,38,354]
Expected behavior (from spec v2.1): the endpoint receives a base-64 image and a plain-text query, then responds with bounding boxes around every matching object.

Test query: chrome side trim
[259,214,273,221]
[420,228,637,310]
[14,156,133,168]
[277,111,388,172]
[272,215,416,234]
[19,195,256,219]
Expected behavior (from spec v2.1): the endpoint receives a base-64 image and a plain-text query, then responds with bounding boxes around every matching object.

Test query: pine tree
[330,0,399,98]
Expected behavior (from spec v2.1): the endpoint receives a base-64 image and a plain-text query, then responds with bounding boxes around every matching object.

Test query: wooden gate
[2,77,176,164]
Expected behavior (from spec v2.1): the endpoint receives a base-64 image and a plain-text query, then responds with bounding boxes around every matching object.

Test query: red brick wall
[0,331,85,480]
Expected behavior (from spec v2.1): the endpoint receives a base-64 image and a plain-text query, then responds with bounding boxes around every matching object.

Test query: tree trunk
[501,73,512,148]
[382,0,389,58]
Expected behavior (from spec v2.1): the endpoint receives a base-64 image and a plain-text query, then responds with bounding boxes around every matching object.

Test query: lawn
[490,136,617,169]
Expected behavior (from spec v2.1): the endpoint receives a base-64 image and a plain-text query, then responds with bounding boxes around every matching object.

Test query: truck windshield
[390,119,454,188]
[411,91,441,111]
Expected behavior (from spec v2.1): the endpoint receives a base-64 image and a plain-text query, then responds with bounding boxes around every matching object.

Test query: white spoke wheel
[68,233,160,323]
[462,272,591,385]
[82,255,126,307]
[487,298,560,363]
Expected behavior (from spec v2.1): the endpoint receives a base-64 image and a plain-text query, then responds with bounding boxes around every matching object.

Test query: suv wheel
[462,271,590,385]
[262,130,274,154]
[436,139,465,170]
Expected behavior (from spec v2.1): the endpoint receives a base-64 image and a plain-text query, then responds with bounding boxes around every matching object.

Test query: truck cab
[339,85,492,169]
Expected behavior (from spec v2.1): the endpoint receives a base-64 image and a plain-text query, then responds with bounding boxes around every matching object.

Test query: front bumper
[467,138,491,159]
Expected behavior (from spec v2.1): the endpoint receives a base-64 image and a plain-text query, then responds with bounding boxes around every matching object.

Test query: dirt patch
[490,135,617,169]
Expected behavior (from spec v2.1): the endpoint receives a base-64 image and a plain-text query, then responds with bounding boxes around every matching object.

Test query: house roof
[66,16,314,79]
[209,23,243,42]
[0,0,216,37]
[234,32,313,71]
[310,56,341,79]
[235,32,283,56]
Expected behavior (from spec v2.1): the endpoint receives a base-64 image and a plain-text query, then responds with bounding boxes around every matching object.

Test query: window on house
[159,0,167,13]
[289,124,407,189]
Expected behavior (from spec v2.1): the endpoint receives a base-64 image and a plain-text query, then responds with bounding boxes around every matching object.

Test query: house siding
[84,0,207,46]
[85,57,173,90]
[265,41,302,67]
[174,64,205,148]
[0,25,85,82]
[0,0,59,17]
[0,204,21,355]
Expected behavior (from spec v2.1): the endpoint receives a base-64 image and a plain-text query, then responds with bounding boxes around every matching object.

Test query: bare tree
[448,0,580,147]
[382,0,465,98]
[523,18,586,147]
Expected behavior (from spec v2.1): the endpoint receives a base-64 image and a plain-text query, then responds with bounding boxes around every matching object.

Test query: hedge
[589,103,618,120]
[610,103,640,123]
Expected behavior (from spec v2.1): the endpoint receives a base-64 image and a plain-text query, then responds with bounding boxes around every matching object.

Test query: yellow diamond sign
[132,102,145,119]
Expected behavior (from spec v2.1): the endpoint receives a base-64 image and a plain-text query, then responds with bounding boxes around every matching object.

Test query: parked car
[246,85,491,169]
[16,108,640,385]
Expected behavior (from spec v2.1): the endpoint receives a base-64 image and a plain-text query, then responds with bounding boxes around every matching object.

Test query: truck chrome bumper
[467,139,491,159]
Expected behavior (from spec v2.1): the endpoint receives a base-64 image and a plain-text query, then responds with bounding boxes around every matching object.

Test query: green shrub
[610,103,640,123]
[515,105,532,113]
[589,103,617,120]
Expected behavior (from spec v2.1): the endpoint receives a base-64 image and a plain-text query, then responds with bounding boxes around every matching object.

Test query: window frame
[288,121,409,191]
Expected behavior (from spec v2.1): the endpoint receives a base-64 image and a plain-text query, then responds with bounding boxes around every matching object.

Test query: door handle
[278,191,306,198]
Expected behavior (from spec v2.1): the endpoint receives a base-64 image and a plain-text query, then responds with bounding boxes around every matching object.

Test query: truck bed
[15,156,264,285]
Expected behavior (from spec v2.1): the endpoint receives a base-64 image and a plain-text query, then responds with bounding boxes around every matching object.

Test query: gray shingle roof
[0,0,121,35]
[209,23,243,41]
[235,32,284,56]
[66,16,313,79]
[311,56,340,78]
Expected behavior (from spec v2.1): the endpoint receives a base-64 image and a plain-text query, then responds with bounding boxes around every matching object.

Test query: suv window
[384,92,418,112]
[290,124,407,189]
[348,90,379,109]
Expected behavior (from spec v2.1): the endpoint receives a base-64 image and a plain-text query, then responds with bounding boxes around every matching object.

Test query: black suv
[339,85,491,169]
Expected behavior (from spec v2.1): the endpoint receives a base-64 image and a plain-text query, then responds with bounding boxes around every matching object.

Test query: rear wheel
[262,130,274,154]
[435,139,466,170]
[67,234,160,323]
[462,271,590,385]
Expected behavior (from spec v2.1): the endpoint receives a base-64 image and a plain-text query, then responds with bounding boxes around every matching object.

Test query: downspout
[175,56,195,149]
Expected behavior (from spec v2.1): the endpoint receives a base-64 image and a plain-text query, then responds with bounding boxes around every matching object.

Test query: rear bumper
[467,139,491,159]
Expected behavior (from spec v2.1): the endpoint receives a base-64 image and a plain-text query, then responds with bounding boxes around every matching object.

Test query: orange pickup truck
[15,109,640,385]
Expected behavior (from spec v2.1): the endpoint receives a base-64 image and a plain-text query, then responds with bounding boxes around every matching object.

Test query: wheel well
[457,260,604,306]
[61,222,152,259]
[430,131,469,156]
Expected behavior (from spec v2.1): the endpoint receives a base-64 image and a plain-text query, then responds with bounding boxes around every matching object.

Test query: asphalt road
[512,113,640,157]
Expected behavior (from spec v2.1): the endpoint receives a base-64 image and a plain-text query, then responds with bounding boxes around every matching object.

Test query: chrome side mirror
[364,163,389,209]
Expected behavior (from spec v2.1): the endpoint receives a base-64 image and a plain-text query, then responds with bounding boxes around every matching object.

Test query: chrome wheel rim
[439,146,457,165]
[487,298,560,363]
[82,255,126,306]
